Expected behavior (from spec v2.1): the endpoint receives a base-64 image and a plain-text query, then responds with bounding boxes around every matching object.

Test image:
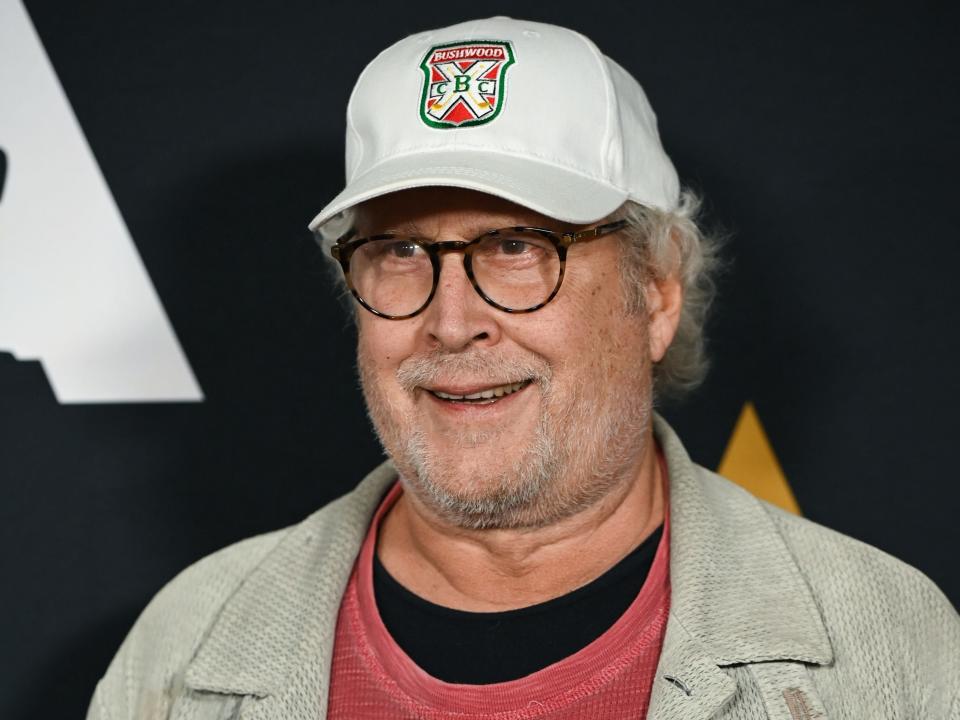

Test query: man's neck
[375,433,665,612]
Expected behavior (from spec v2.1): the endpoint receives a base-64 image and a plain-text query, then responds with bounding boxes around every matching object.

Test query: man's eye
[384,241,420,258]
[499,239,532,255]
[475,234,552,263]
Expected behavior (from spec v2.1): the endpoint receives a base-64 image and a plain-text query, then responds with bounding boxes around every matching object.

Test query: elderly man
[88,17,958,720]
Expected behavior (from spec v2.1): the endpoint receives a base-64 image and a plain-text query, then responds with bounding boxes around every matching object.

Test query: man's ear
[646,271,683,363]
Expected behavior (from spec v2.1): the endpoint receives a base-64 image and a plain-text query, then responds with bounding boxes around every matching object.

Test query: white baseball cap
[309,17,679,242]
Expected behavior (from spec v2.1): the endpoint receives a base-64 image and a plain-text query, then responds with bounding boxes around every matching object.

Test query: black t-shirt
[372,524,663,684]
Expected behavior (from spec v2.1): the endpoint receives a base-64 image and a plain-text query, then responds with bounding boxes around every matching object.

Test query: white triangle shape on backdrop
[0,0,202,403]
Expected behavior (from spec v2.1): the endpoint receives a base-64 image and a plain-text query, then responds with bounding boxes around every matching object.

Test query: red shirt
[328,470,671,719]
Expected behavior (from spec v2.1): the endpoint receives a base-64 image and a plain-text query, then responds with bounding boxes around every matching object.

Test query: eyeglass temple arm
[564,219,629,246]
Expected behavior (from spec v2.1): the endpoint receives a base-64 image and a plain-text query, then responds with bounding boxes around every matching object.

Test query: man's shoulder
[698,464,956,614]
[695,465,959,697]
[107,492,355,675]
[89,465,398,720]
[757,481,955,620]
[89,528,292,718]
[136,527,292,649]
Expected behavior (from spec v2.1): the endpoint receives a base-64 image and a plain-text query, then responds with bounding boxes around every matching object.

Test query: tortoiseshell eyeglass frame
[330,219,628,320]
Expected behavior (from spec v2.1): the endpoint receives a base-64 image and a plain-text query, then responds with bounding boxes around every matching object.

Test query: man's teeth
[432,380,530,401]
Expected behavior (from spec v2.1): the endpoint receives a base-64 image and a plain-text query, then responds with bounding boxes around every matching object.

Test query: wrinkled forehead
[354,187,578,238]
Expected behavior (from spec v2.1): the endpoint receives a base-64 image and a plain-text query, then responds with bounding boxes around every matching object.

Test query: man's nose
[420,252,501,350]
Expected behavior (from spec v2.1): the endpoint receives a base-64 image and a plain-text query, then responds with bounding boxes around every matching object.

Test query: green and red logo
[419,40,515,129]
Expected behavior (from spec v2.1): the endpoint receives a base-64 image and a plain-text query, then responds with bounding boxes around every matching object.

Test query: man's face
[354,188,659,530]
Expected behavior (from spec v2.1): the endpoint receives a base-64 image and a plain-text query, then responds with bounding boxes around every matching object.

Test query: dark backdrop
[2,1,958,717]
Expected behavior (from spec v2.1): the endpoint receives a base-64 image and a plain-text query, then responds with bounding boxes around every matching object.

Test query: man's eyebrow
[379,221,426,236]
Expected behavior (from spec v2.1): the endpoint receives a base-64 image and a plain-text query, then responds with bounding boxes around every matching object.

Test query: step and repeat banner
[1,1,957,716]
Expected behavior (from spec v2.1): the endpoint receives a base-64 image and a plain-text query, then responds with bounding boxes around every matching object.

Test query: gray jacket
[87,416,960,719]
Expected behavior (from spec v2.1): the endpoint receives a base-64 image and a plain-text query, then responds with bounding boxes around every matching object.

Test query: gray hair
[317,187,722,402]
[614,189,722,401]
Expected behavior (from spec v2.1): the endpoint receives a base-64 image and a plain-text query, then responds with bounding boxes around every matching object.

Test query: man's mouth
[425,379,533,404]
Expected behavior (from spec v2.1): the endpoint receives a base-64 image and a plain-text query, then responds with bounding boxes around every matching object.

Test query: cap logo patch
[419,40,515,129]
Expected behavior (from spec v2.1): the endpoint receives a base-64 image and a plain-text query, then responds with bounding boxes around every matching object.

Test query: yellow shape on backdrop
[718,402,802,516]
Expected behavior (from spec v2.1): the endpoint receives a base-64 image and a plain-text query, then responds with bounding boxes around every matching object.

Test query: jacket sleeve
[85,530,287,720]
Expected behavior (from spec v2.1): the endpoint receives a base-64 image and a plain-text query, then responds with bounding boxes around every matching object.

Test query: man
[88,17,958,720]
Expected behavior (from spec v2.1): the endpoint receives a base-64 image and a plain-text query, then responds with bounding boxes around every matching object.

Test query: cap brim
[308,150,628,234]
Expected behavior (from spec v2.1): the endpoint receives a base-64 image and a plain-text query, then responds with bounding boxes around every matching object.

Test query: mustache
[396,347,553,392]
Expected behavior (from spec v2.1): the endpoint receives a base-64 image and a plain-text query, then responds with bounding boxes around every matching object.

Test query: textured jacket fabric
[87,416,960,719]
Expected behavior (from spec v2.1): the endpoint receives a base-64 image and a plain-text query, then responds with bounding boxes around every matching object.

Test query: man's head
[311,18,720,529]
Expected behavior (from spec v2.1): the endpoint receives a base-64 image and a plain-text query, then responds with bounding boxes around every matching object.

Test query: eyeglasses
[331,220,627,320]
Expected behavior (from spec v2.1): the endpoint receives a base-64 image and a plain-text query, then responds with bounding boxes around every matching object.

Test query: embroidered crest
[419,40,515,129]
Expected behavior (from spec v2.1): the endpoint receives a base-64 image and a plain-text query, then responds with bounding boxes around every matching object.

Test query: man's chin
[416,452,520,491]
[402,467,545,530]
[396,433,559,522]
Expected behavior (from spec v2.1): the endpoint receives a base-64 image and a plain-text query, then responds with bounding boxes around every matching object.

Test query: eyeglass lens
[349,229,561,316]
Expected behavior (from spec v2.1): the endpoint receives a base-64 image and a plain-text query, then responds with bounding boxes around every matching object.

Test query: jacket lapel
[646,613,737,720]
[647,415,833,719]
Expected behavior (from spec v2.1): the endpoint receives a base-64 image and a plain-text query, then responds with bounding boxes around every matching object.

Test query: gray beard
[359,345,653,531]
[397,389,559,529]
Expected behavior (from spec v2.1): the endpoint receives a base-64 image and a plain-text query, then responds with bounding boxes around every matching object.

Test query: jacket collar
[183,414,833,714]
[652,414,833,667]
